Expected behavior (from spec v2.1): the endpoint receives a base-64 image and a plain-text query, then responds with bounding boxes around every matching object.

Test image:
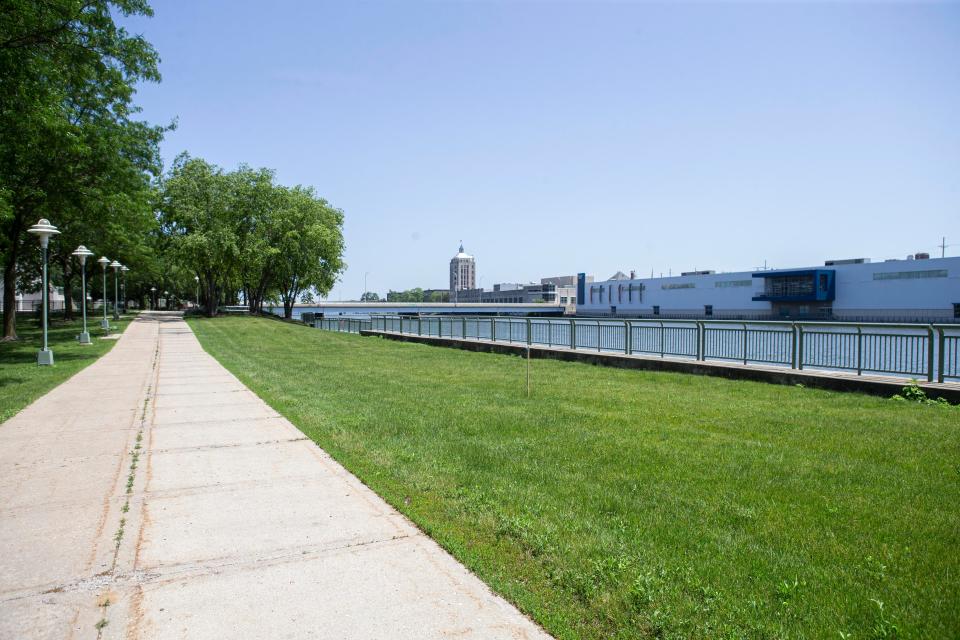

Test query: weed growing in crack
[113,518,126,548]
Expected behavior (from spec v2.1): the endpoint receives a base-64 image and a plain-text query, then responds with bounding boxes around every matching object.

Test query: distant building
[449,243,476,298]
[541,274,593,288]
[576,255,960,321]
[457,282,576,311]
[0,278,66,312]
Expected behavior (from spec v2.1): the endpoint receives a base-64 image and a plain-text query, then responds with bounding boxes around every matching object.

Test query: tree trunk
[62,259,75,321]
[205,279,217,317]
[2,246,19,340]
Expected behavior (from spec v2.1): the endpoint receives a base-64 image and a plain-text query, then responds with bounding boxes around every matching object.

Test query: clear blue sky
[121,1,959,300]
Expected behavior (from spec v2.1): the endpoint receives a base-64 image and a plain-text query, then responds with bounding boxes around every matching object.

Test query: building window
[715,280,752,288]
[763,275,814,297]
[662,283,695,290]
[704,305,713,316]
[653,305,660,315]
[820,307,832,317]
[954,303,960,319]
[873,269,948,281]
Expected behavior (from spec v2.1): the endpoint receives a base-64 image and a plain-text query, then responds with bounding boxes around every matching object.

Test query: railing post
[491,317,496,342]
[798,324,805,370]
[597,320,602,352]
[856,327,863,375]
[790,324,797,368]
[462,316,467,340]
[570,319,576,350]
[659,321,665,358]
[696,322,704,361]
[547,320,553,347]
[742,322,748,365]
[937,327,945,384]
[625,320,632,355]
[417,315,422,336]
[927,325,935,383]
[526,318,532,345]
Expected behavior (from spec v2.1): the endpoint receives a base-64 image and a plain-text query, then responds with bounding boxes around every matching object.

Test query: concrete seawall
[361,330,960,403]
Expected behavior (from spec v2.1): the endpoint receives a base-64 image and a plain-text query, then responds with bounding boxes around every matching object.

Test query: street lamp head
[150,286,156,292]
[194,275,199,282]
[72,244,94,264]
[27,219,60,248]
[98,256,110,269]
[110,260,121,270]
[121,265,129,273]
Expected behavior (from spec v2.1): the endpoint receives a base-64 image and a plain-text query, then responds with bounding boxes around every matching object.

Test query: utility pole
[941,236,947,258]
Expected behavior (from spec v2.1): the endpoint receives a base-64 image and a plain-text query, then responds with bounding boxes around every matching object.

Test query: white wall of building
[578,256,960,319]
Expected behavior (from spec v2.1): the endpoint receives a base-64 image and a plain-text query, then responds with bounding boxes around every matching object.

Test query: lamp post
[194,275,199,308]
[163,290,169,310]
[27,219,60,365]
[121,265,129,313]
[97,257,110,329]
[150,286,156,310]
[71,245,94,345]
[109,261,121,320]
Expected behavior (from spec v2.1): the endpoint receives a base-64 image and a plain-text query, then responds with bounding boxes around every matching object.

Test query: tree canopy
[0,0,166,337]
[159,155,344,318]
[0,3,346,329]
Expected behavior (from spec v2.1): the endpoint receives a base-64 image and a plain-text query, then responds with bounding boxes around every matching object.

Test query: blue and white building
[577,256,960,321]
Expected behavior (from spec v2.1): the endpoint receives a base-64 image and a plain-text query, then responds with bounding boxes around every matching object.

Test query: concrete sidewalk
[0,312,550,640]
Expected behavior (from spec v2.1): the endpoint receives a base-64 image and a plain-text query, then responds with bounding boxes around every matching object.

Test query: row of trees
[0,0,167,339]
[1,1,346,338]
[159,155,344,318]
[386,288,450,302]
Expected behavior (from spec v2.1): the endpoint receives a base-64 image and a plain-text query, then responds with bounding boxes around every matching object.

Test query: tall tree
[269,186,344,319]
[159,155,236,317]
[0,0,164,338]
[228,165,282,314]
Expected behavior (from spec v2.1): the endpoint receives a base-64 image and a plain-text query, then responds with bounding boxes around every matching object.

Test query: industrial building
[456,281,578,311]
[576,255,960,322]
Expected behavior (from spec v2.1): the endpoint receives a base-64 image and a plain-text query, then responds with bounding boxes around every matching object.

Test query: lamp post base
[113,313,120,321]
[78,332,92,345]
[37,349,54,366]
[100,319,110,330]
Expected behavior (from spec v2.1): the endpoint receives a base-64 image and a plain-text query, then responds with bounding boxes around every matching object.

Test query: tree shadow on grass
[0,375,27,388]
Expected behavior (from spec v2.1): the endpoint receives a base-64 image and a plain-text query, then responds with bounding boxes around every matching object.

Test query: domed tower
[449,242,476,295]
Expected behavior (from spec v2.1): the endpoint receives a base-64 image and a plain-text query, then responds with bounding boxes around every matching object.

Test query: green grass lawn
[0,313,133,423]
[188,315,960,640]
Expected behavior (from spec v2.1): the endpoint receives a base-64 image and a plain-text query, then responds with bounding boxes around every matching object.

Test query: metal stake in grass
[526,344,531,397]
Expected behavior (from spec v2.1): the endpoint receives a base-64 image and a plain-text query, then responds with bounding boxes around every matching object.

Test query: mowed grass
[188,315,960,640]
[0,313,133,424]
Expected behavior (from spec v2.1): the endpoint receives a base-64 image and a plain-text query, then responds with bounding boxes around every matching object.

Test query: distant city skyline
[121,1,959,300]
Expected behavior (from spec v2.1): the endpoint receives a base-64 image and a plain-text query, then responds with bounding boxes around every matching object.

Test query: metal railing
[317,315,960,383]
[314,317,372,334]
